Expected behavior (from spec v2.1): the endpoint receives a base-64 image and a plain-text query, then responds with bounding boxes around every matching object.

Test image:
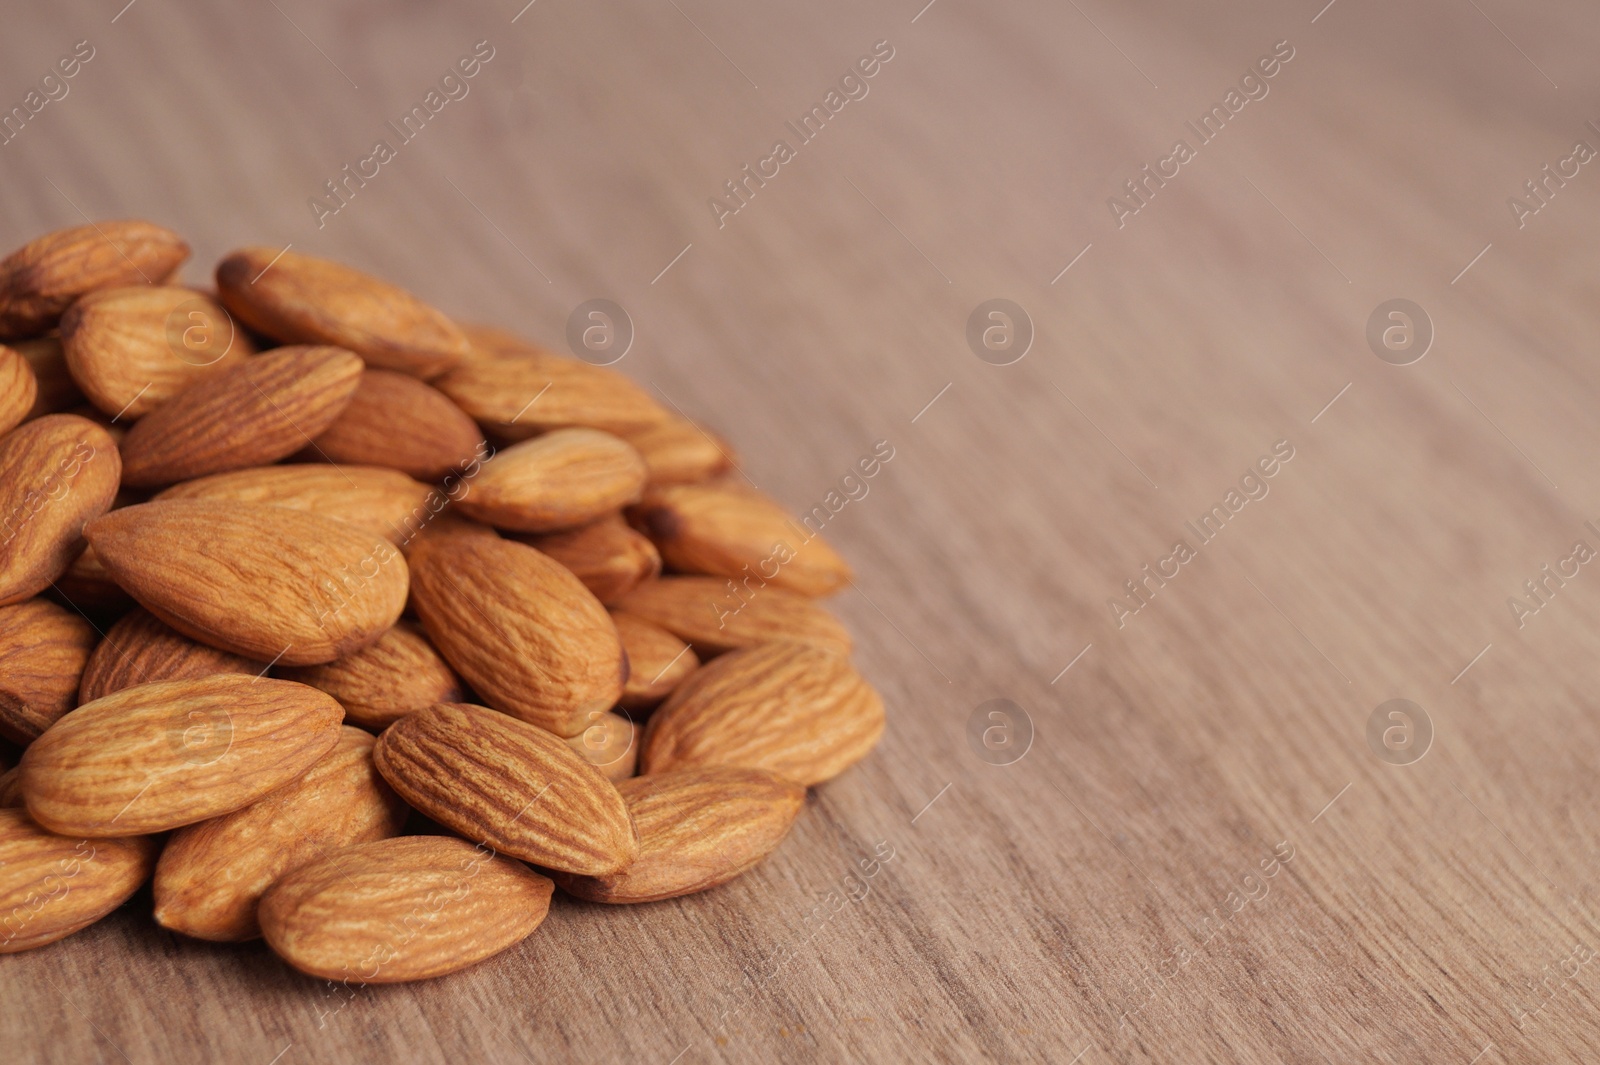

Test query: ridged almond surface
[0,808,158,953]
[397,510,500,559]
[77,607,263,705]
[566,711,640,782]
[153,726,408,941]
[628,484,852,597]
[619,416,736,487]
[552,767,803,904]
[0,345,38,436]
[14,338,82,419]
[615,576,852,657]
[156,464,435,547]
[455,428,647,533]
[373,703,639,874]
[60,286,254,419]
[18,674,344,836]
[520,513,660,605]
[612,612,698,711]
[308,369,486,481]
[408,535,624,736]
[118,345,362,487]
[0,221,190,339]
[259,834,553,983]
[216,248,469,379]
[0,414,121,605]
[52,542,134,616]
[0,768,21,808]
[642,643,884,786]
[84,500,409,665]
[0,598,97,743]
[277,621,462,731]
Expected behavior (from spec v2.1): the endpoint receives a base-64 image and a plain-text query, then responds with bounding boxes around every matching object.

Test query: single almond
[259,834,553,983]
[0,220,190,339]
[77,607,263,705]
[614,576,852,658]
[0,414,121,605]
[153,726,408,941]
[619,416,736,487]
[84,499,409,665]
[373,702,639,874]
[612,612,698,711]
[216,247,469,379]
[307,369,487,481]
[0,345,38,436]
[277,621,463,731]
[19,674,344,836]
[552,767,804,904]
[0,598,97,744]
[455,428,647,533]
[156,464,436,548]
[118,345,363,487]
[566,711,641,783]
[13,337,83,419]
[408,535,623,736]
[642,643,884,786]
[518,513,661,605]
[0,808,158,953]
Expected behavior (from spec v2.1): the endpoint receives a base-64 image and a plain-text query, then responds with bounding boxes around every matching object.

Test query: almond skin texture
[14,337,83,419]
[0,768,21,808]
[52,542,135,617]
[60,286,254,419]
[77,607,263,705]
[552,767,804,904]
[259,834,553,983]
[118,345,363,487]
[216,248,469,379]
[373,703,639,875]
[629,484,852,597]
[153,726,408,941]
[615,576,853,658]
[84,500,409,666]
[519,513,661,606]
[0,221,190,339]
[619,416,736,487]
[156,464,436,548]
[0,599,97,744]
[277,621,463,731]
[0,414,121,606]
[642,643,884,786]
[612,612,698,711]
[308,369,486,482]
[408,535,624,736]
[566,711,640,782]
[0,809,158,953]
[455,429,647,533]
[19,674,344,837]
[0,345,38,436]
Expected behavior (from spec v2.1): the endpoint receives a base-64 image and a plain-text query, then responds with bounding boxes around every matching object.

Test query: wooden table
[6,0,1600,1061]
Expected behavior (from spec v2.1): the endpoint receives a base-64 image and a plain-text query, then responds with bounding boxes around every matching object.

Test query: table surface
[6,0,1600,1062]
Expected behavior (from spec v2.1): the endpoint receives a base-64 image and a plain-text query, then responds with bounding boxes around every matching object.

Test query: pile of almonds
[0,221,884,982]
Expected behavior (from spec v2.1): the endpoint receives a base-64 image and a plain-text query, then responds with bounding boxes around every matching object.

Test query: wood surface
[5,0,1600,1061]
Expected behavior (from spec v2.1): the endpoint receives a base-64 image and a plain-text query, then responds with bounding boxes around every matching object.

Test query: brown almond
[0,598,97,743]
[642,643,884,786]
[397,509,500,559]
[615,575,852,657]
[566,711,640,783]
[0,221,190,338]
[612,612,698,711]
[408,535,623,736]
[455,428,647,533]
[13,337,83,419]
[518,513,661,605]
[19,674,344,836]
[307,369,486,481]
[153,726,408,941]
[259,834,553,983]
[216,248,468,379]
[373,702,639,875]
[0,414,121,605]
[0,808,158,953]
[51,542,135,616]
[118,345,363,487]
[0,767,21,808]
[277,621,463,731]
[0,345,38,436]
[619,416,736,487]
[552,767,804,904]
[77,607,263,705]
[85,499,409,665]
[156,464,436,548]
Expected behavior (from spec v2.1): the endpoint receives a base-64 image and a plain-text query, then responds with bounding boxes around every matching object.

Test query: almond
[52,542,135,617]
[259,834,553,983]
[628,483,852,597]
[277,621,462,731]
[619,416,736,487]
[566,711,640,782]
[372,702,639,874]
[14,337,83,418]
[307,369,486,481]
[77,607,263,705]
[455,428,647,533]
[612,612,698,711]
[153,726,407,941]
[0,767,21,808]
[0,808,158,953]
[615,576,852,657]
[19,674,344,836]
[519,513,661,605]
[397,509,500,559]
[0,345,38,436]
[553,767,804,904]
[0,598,96,744]
[156,464,436,548]
[0,414,120,605]
[118,345,363,487]
[408,535,623,736]
[0,221,190,339]
[85,499,409,665]
[642,643,884,786]
[216,248,469,379]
